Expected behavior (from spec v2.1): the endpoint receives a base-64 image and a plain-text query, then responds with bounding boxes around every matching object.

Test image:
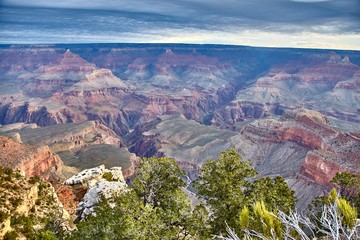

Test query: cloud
[0,0,359,49]
[3,0,359,20]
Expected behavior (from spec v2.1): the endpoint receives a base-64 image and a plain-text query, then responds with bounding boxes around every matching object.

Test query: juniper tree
[194,149,296,236]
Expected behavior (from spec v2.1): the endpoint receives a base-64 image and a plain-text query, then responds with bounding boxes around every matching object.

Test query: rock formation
[1,120,123,149]
[1,45,359,135]
[0,136,63,177]
[0,121,137,178]
[76,180,127,220]
[230,109,360,208]
[64,165,128,221]
[129,109,359,208]
[0,168,69,239]
[64,165,106,185]
[220,53,360,127]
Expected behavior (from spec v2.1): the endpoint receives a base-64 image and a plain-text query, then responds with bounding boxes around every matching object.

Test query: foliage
[245,176,296,214]
[194,149,257,234]
[134,156,186,208]
[29,176,41,184]
[0,210,9,222]
[69,191,142,239]
[102,172,113,181]
[33,230,58,240]
[218,188,360,240]
[3,231,18,240]
[331,171,360,214]
[252,201,282,239]
[70,156,209,240]
[315,189,359,239]
[337,198,358,229]
[10,214,36,237]
[239,206,250,230]
[194,149,296,236]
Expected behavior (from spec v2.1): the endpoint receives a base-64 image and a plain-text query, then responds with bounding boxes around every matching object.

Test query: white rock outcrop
[64,165,105,185]
[76,180,128,220]
[105,167,125,182]
[64,165,128,220]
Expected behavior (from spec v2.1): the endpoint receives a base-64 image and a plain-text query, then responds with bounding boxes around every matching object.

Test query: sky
[0,0,359,50]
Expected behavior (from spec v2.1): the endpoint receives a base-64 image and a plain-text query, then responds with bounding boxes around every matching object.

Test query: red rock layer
[240,110,360,185]
[56,185,79,214]
[0,136,63,177]
[300,151,358,185]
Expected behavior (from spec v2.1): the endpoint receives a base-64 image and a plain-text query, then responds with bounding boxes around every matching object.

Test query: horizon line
[1,42,359,52]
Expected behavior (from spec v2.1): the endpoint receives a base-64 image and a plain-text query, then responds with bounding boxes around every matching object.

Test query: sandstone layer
[0,136,62,177]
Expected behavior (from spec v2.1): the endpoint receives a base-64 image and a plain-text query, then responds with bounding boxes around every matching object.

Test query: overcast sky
[1,0,359,50]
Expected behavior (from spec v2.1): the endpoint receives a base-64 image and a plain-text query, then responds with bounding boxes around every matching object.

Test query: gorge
[0,43,359,210]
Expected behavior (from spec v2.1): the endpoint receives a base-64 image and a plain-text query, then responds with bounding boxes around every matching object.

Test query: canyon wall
[0,136,63,177]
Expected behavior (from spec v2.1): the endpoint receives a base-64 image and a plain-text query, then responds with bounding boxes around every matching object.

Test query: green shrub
[38,183,45,192]
[15,172,23,179]
[3,231,18,240]
[3,168,13,176]
[102,172,113,181]
[0,210,9,222]
[35,199,42,206]
[10,214,35,237]
[29,176,41,184]
[34,230,57,240]
[11,197,23,208]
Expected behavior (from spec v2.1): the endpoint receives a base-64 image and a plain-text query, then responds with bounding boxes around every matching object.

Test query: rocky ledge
[64,165,128,221]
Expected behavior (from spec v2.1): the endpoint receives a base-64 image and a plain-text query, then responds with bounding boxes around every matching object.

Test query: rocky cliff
[0,167,69,239]
[1,45,359,134]
[0,120,136,180]
[0,136,63,178]
[230,109,360,207]
[131,109,359,208]
[221,53,360,128]
[4,120,123,149]
[236,109,359,178]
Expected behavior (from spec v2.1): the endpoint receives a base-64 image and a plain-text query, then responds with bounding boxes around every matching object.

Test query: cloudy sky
[1,0,359,50]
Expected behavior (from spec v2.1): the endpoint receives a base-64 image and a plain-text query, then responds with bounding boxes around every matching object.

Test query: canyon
[0,44,359,209]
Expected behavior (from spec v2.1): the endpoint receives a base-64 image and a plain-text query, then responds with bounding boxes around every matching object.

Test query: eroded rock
[64,165,128,220]
[64,165,105,185]
[76,180,127,220]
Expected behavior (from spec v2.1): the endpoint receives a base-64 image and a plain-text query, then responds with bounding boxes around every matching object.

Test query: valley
[0,43,359,210]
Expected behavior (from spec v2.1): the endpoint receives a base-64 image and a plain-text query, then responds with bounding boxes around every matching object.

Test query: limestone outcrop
[76,180,127,220]
[64,165,128,221]
[64,165,106,185]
